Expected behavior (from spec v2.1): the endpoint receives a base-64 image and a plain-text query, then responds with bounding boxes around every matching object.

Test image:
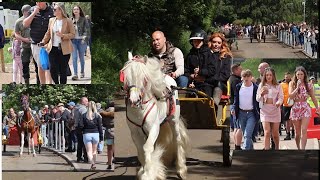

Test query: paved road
[2,145,73,171]
[231,35,310,59]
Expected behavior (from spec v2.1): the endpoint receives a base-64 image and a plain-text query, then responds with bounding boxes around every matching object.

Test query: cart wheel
[222,126,232,167]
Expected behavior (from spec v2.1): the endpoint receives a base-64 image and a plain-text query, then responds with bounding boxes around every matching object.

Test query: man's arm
[23,6,40,28]
[173,48,184,77]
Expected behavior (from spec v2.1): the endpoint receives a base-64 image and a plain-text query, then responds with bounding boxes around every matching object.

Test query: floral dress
[290,83,312,120]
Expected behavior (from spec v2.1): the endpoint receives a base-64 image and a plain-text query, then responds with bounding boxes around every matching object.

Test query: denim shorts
[83,133,99,145]
[105,139,114,145]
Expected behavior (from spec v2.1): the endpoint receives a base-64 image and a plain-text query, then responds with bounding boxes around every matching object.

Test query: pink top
[256,84,284,105]
[295,83,312,100]
[11,39,22,60]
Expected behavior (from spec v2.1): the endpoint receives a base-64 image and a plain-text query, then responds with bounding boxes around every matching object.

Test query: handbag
[39,47,50,70]
[287,98,294,106]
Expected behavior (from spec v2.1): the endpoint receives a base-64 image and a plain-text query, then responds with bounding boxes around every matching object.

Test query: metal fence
[40,119,65,153]
[277,30,318,58]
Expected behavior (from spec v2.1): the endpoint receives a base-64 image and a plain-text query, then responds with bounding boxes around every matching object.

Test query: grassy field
[240,59,302,81]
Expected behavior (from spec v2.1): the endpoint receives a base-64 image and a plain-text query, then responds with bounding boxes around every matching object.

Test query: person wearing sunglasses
[40,2,75,84]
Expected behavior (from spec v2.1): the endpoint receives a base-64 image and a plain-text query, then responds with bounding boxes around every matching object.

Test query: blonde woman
[289,66,320,150]
[256,67,284,150]
[41,2,75,84]
[79,101,103,170]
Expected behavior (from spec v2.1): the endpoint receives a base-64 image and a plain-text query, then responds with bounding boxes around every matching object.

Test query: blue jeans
[176,75,188,88]
[239,110,256,150]
[3,125,9,136]
[72,39,87,75]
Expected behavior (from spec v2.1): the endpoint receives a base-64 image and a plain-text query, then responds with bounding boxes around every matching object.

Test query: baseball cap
[67,102,75,107]
[309,76,315,81]
[21,4,31,12]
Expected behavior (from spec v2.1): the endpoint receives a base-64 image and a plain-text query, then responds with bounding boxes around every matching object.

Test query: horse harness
[18,111,36,135]
[126,86,176,136]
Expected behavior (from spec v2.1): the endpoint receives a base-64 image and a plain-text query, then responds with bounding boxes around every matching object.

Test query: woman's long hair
[208,32,233,59]
[86,101,97,120]
[261,67,278,87]
[292,66,310,94]
[72,5,85,18]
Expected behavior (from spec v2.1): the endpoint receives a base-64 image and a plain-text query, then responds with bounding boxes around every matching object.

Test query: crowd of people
[230,62,320,150]
[3,2,91,84]
[133,28,320,151]
[2,97,115,171]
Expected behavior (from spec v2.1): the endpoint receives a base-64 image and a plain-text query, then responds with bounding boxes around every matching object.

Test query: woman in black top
[79,101,103,170]
[185,29,215,97]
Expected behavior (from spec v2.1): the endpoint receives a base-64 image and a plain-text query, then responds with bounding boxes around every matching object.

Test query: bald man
[74,97,89,162]
[148,31,188,87]
[257,62,270,85]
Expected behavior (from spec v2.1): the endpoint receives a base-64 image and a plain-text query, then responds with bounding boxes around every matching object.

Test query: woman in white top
[256,67,284,150]
[41,2,75,84]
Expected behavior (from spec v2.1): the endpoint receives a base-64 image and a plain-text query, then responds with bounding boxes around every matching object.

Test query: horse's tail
[175,117,190,179]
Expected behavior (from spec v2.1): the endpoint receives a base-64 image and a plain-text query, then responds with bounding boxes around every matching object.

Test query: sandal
[90,164,96,171]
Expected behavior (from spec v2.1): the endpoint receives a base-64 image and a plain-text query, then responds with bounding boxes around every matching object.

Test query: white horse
[121,52,189,180]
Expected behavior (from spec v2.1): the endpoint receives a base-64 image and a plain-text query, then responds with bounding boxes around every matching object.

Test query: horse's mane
[122,56,167,98]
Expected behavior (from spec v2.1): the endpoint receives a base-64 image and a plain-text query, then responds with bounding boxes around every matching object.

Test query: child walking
[8,33,23,84]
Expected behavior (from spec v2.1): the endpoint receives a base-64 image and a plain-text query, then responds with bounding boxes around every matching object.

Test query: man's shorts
[105,139,114,145]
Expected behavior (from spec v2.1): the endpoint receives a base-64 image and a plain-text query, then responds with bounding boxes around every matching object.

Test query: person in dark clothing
[185,29,215,97]
[74,97,89,163]
[78,101,103,170]
[208,32,232,105]
[229,63,243,150]
[58,103,71,151]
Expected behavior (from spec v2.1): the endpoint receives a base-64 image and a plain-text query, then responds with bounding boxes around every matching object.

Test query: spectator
[78,101,103,170]
[3,108,18,138]
[184,29,215,96]
[229,63,243,150]
[58,103,71,151]
[0,23,5,72]
[148,31,188,87]
[289,66,320,150]
[41,2,75,84]
[256,67,284,150]
[208,32,232,105]
[23,2,54,84]
[8,33,23,84]
[232,69,260,150]
[280,72,294,140]
[74,97,89,163]
[99,101,115,171]
[15,4,40,84]
[307,76,320,108]
[66,101,77,152]
[71,5,90,80]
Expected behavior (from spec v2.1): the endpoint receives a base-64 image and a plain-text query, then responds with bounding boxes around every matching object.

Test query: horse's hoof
[33,154,36,157]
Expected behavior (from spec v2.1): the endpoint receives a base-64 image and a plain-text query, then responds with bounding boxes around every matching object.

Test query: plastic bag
[39,47,50,70]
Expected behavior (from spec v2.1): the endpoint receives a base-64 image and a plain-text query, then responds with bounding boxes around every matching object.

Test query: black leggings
[49,47,70,84]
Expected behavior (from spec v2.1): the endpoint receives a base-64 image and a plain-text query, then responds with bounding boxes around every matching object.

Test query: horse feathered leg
[141,115,165,180]
[20,132,24,156]
[129,127,145,177]
[31,137,36,157]
[28,132,31,155]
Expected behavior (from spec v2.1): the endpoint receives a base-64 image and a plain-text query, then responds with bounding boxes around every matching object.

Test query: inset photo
[230,58,320,151]
[2,84,116,172]
[0,2,91,84]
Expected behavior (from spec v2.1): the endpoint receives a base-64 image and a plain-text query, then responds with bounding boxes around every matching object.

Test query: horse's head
[122,52,151,107]
[21,94,30,111]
